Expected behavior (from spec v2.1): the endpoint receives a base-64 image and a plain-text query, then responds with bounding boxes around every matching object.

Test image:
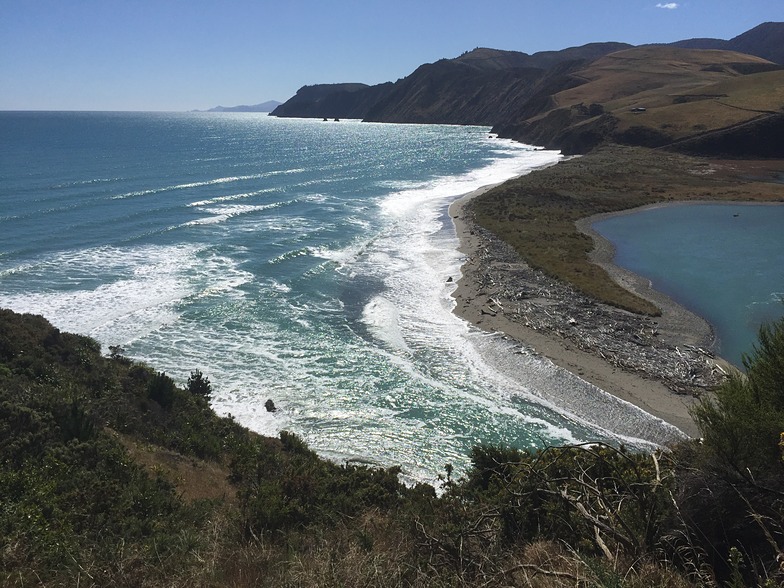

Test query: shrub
[187,369,212,403]
[680,316,784,584]
[691,316,784,477]
[147,371,177,409]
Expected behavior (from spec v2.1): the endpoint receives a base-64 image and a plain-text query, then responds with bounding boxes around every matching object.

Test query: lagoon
[592,203,784,367]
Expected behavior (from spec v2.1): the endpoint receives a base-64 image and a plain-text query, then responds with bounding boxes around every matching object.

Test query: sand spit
[448,188,734,439]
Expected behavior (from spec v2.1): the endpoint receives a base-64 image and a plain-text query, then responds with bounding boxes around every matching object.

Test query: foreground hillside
[3,307,784,586]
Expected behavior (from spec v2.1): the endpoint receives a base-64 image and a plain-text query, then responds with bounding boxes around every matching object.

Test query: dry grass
[116,431,237,503]
[556,46,771,108]
[612,68,784,138]
[536,46,784,150]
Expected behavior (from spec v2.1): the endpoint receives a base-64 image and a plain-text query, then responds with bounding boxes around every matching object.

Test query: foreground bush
[2,307,784,586]
[682,316,784,585]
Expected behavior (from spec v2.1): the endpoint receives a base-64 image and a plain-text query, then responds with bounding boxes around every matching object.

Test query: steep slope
[362,60,555,125]
[270,23,784,156]
[669,22,784,63]
[270,83,373,118]
[725,21,784,65]
[271,43,631,124]
[495,46,784,154]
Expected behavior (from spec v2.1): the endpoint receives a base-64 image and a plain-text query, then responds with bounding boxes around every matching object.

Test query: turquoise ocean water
[0,112,681,483]
[593,203,784,368]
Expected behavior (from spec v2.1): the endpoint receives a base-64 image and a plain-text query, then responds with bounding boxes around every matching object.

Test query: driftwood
[460,215,725,396]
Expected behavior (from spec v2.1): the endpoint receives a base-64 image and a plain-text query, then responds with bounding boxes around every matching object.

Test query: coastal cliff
[271,42,631,126]
[272,22,784,156]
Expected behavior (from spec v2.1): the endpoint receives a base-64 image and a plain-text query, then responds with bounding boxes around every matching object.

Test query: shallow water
[1,112,683,483]
[593,203,784,367]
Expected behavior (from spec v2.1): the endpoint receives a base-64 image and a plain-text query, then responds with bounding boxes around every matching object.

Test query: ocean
[0,111,680,484]
[592,203,784,368]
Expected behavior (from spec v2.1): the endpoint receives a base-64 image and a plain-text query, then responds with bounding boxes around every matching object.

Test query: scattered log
[457,210,725,396]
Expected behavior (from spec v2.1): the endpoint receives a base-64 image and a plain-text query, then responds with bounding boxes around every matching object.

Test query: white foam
[345,143,684,450]
[183,202,285,226]
[112,169,305,200]
[379,147,561,219]
[0,243,252,346]
[187,187,279,207]
[361,296,412,354]
[269,280,291,293]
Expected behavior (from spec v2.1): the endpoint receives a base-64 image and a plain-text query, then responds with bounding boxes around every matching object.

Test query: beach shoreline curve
[447,186,725,439]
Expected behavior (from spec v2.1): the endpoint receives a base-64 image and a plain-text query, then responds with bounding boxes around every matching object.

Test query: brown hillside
[555,47,773,109]
[503,46,783,153]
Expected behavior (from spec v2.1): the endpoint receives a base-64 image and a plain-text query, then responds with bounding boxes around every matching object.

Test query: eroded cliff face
[271,24,784,157]
[271,43,628,126]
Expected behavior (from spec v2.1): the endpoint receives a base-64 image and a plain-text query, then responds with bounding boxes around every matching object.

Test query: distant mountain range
[201,100,281,113]
[271,22,784,156]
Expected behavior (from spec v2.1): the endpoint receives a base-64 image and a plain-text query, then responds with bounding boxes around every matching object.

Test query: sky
[1,0,781,111]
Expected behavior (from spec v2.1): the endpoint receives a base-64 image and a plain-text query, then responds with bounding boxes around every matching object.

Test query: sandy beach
[448,186,712,438]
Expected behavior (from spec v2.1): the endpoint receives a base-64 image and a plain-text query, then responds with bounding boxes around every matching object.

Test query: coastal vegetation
[469,145,784,315]
[3,306,784,586]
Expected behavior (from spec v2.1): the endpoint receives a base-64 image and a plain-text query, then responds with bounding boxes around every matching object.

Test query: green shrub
[679,315,784,585]
[147,371,177,409]
[691,316,784,477]
[187,368,212,403]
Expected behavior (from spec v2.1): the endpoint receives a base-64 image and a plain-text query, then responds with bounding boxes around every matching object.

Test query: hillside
[498,46,784,155]
[672,21,784,64]
[271,23,784,155]
[3,307,784,585]
[271,42,632,124]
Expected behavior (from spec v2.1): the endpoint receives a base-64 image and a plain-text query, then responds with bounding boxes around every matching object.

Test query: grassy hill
[499,46,784,154]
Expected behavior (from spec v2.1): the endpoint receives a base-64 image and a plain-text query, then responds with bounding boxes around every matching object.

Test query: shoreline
[574,205,716,354]
[448,186,724,439]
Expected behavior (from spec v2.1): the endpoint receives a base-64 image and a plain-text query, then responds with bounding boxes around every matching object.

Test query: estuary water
[0,112,681,483]
[593,203,784,368]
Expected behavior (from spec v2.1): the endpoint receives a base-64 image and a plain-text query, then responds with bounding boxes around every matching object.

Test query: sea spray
[0,112,680,483]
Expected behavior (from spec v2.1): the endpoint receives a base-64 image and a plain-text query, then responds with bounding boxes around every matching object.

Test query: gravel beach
[448,186,730,438]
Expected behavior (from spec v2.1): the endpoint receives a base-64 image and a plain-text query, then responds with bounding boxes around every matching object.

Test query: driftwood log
[459,213,725,396]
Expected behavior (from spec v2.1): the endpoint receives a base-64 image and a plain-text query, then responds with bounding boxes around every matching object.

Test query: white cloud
[656,2,679,8]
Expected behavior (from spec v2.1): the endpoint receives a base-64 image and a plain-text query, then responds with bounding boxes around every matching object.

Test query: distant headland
[195,100,282,113]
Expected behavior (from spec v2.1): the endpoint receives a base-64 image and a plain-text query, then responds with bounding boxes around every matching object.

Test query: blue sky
[1,0,781,111]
